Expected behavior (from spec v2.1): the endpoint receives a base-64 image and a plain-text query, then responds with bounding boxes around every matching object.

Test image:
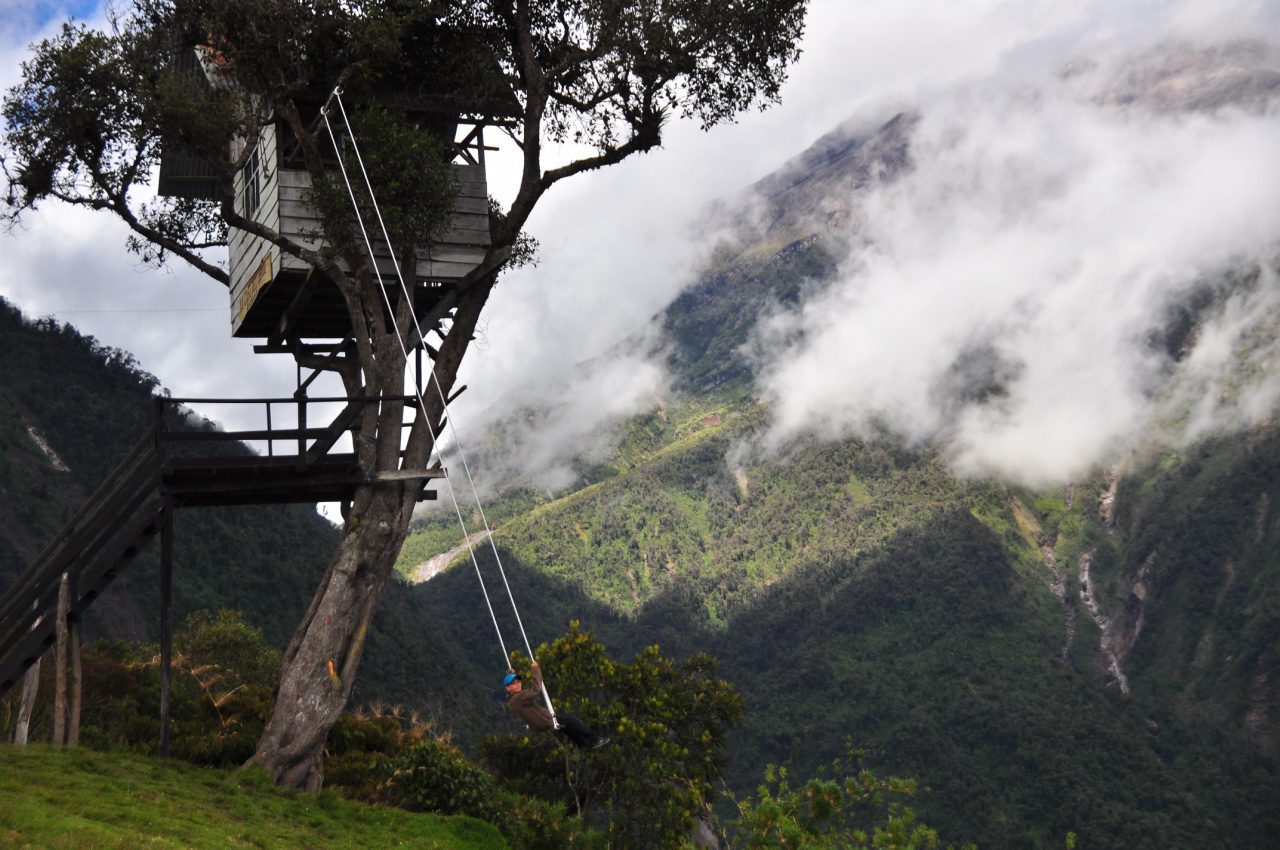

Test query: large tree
[2,0,806,788]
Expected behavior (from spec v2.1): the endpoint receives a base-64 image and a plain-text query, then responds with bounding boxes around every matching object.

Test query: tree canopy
[3,0,808,284]
[478,622,742,849]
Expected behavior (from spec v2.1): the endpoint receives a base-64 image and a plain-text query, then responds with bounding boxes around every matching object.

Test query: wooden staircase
[0,394,442,697]
[0,428,164,693]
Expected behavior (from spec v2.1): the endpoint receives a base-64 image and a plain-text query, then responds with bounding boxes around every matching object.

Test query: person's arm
[529,660,545,692]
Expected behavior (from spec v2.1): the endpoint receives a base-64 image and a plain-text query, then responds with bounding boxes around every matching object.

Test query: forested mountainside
[402,377,1278,848]
[392,43,1280,848]
[16,293,1260,845]
[0,298,338,646]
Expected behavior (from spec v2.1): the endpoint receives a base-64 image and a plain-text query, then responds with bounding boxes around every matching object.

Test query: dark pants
[554,713,600,749]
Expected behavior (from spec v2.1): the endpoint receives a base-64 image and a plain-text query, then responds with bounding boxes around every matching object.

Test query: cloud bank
[750,53,1280,486]
[452,1,1280,491]
[4,1,1279,496]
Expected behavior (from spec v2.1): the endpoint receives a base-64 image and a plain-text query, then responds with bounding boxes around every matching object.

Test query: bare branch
[85,188,232,286]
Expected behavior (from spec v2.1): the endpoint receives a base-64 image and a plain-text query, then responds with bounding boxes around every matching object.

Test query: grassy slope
[0,744,504,849]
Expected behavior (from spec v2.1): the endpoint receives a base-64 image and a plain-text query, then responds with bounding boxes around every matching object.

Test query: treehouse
[159,45,513,341]
[1,36,516,747]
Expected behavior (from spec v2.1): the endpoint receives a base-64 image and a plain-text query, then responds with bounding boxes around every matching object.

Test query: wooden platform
[0,394,442,700]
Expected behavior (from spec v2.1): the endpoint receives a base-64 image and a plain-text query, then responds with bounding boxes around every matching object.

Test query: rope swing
[320,87,559,728]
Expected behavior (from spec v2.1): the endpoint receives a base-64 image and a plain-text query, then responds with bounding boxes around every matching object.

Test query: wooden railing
[154,394,424,463]
[0,393,441,696]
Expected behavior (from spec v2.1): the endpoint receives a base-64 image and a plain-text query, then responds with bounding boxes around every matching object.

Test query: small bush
[376,738,503,819]
[374,738,602,849]
[324,706,442,800]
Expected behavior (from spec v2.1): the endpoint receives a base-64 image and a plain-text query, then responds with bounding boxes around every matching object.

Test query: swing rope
[321,88,558,725]
[318,98,508,667]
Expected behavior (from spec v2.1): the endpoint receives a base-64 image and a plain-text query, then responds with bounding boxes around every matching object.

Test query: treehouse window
[241,146,261,216]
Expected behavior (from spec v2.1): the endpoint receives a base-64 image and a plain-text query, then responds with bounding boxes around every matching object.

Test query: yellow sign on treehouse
[238,252,273,322]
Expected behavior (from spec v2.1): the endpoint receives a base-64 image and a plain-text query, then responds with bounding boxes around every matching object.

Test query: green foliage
[324,705,447,803]
[380,738,505,818]
[321,705,600,848]
[376,737,602,849]
[488,415,970,620]
[164,610,281,767]
[480,624,741,849]
[175,609,281,690]
[305,103,458,258]
[7,611,279,767]
[725,749,968,850]
[1,610,278,768]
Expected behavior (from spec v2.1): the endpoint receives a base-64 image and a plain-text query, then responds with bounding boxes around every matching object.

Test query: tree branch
[95,190,232,286]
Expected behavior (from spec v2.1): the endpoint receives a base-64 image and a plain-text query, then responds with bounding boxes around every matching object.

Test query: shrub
[377,738,504,819]
[374,737,602,849]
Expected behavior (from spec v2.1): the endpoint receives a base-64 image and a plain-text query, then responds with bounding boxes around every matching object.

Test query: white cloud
[751,69,1280,486]
[4,0,1278,492]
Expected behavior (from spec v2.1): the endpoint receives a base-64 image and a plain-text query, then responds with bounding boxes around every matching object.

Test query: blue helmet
[502,672,520,687]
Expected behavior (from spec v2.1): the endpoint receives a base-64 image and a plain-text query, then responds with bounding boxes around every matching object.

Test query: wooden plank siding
[270,165,489,279]
[227,126,490,336]
[228,125,282,333]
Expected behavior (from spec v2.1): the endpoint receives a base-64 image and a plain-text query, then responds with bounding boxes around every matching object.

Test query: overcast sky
[2,0,1278,502]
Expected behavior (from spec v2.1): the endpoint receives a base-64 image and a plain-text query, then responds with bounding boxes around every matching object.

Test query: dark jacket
[506,665,555,732]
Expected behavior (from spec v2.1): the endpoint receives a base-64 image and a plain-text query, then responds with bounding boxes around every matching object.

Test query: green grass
[0,745,505,850]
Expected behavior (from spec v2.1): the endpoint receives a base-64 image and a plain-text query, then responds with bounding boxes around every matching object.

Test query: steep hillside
[395,43,1280,847]
[404,391,1278,846]
[0,299,338,646]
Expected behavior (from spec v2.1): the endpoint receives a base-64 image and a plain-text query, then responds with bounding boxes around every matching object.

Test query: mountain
[0,298,338,646]
[394,41,1280,848]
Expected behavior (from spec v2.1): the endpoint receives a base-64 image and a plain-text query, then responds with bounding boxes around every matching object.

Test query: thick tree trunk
[247,483,415,788]
[247,260,494,790]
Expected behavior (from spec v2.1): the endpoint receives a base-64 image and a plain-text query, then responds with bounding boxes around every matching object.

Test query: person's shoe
[591,736,611,749]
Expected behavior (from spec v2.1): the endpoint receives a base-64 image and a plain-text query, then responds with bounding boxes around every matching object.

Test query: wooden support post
[53,573,70,746]
[12,623,40,746]
[416,345,423,399]
[159,496,174,757]
[297,397,307,462]
[69,615,81,747]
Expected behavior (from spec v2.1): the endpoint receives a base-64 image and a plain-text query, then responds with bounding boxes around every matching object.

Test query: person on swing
[504,660,609,750]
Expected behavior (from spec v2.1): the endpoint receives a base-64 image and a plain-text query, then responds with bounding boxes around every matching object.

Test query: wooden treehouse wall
[228,122,491,338]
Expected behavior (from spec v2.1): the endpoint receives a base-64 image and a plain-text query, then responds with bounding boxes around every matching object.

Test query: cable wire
[323,90,557,723]
[319,95,511,670]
